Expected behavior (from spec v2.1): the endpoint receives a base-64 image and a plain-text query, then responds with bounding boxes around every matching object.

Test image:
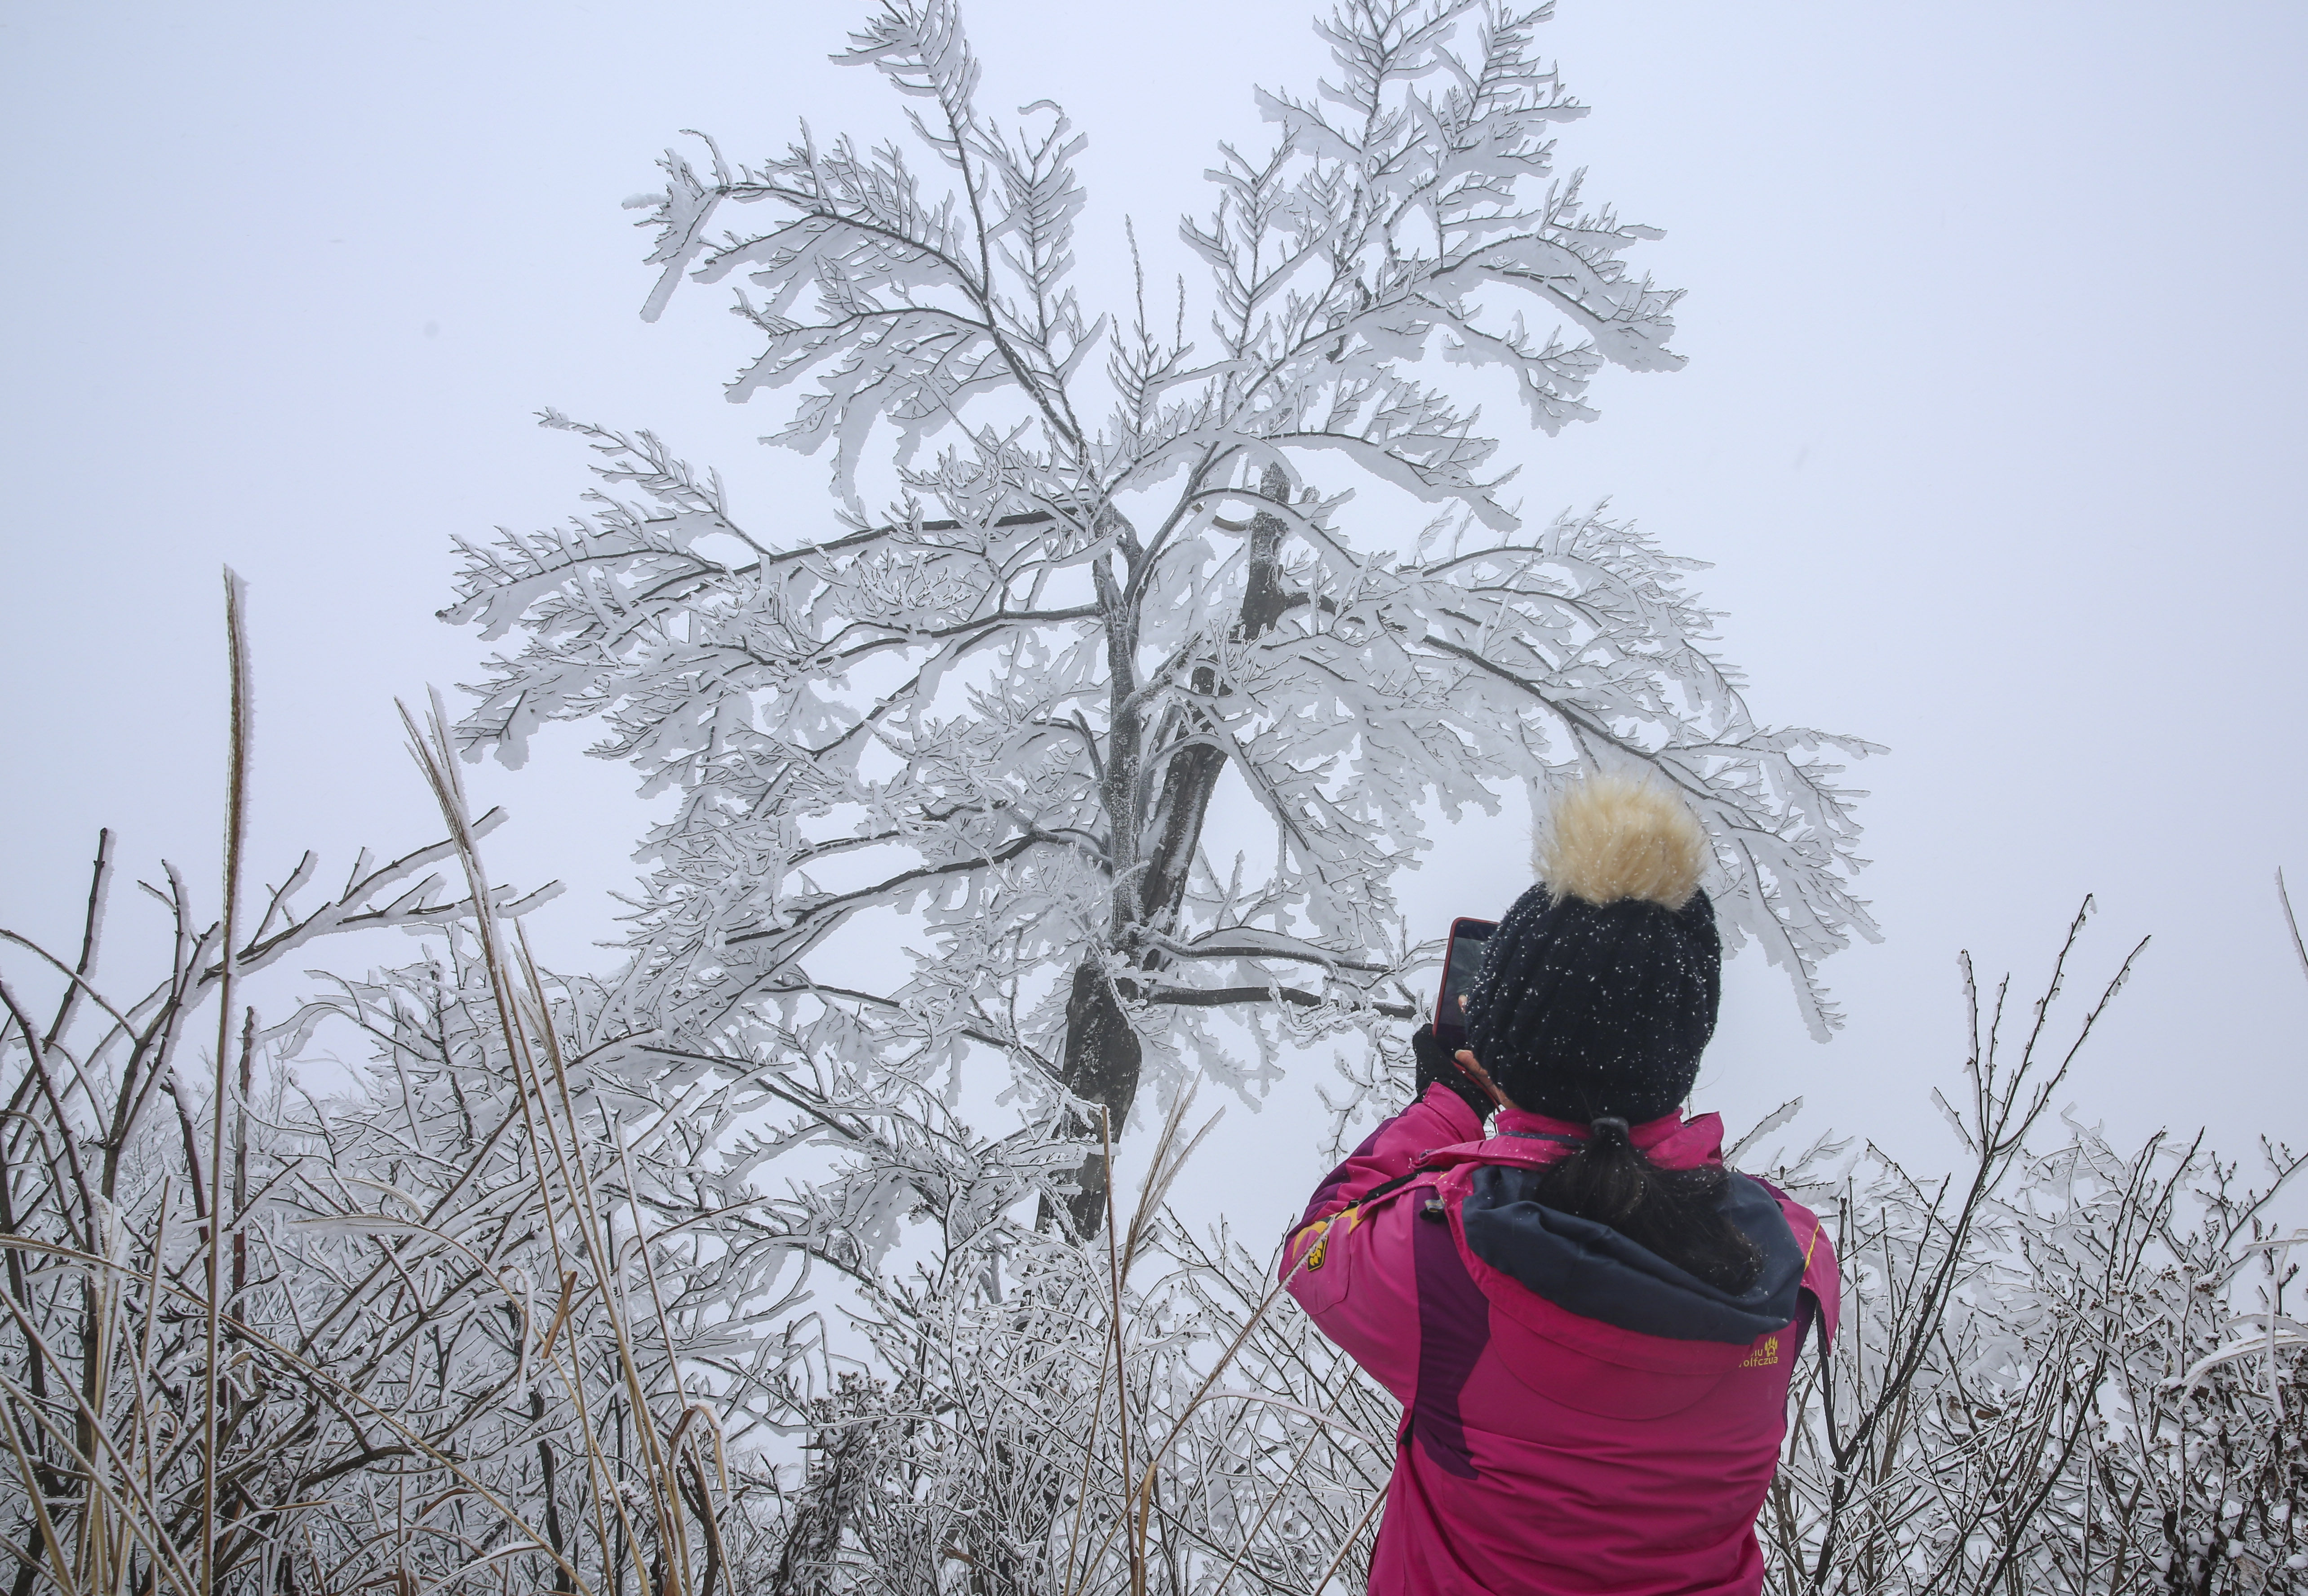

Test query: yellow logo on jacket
[1294,1205,1367,1272]
[1740,1334,1780,1369]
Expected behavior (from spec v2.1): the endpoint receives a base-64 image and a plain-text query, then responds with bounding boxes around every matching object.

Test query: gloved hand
[1411,1024,1495,1124]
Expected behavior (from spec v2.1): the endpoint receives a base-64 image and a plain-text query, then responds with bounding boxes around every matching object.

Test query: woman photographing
[1284,778,1839,1595]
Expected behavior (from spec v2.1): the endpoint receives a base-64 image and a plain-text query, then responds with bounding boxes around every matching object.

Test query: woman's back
[1285,1089,1839,1596]
[1292,776,1840,1591]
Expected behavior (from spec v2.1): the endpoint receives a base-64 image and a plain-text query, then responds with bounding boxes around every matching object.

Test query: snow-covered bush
[4,710,2300,1593]
[1756,903,2307,1595]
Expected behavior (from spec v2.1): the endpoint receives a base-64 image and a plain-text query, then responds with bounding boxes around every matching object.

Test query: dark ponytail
[1526,1120,1762,1293]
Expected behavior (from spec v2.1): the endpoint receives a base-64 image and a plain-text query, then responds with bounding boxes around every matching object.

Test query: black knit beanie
[1462,778,1722,1123]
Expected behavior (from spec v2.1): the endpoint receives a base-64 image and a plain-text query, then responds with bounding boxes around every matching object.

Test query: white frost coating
[444,0,1880,1188]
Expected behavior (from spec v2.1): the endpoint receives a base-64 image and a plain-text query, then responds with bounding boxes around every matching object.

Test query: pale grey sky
[4,1,2305,1209]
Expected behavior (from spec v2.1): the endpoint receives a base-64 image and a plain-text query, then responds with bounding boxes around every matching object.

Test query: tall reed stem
[201,569,251,1596]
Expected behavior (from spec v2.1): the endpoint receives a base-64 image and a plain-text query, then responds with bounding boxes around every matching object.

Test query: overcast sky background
[4,0,2305,1221]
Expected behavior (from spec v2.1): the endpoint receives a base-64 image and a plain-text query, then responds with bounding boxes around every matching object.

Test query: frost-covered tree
[444,0,1876,1228]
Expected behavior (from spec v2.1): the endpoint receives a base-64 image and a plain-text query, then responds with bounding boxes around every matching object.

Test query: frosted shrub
[5,741,2299,1592]
[1753,904,2306,1595]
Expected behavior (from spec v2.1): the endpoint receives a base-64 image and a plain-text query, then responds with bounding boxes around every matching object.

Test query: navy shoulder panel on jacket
[1459,1168,1803,1344]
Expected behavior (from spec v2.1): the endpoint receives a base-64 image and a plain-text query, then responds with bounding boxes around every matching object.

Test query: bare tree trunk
[1053,963,1146,1235]
[1055,470,1295,1233]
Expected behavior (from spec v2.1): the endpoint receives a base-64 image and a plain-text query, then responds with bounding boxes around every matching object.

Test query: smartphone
[1432,917,1497,1052]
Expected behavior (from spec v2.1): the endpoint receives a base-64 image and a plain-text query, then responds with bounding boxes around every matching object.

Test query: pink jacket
[1283,1086,1839,1596]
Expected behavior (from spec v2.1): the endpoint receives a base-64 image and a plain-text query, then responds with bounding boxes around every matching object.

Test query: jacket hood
[1459,1165,1805,1345]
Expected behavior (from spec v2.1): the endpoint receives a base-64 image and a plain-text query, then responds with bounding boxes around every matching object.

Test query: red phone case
[1433,917,1496,1043]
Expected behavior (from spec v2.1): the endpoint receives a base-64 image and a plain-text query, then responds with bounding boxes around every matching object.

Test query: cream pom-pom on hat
[1533,776,1711,912]
[1465,775,1722,1123]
